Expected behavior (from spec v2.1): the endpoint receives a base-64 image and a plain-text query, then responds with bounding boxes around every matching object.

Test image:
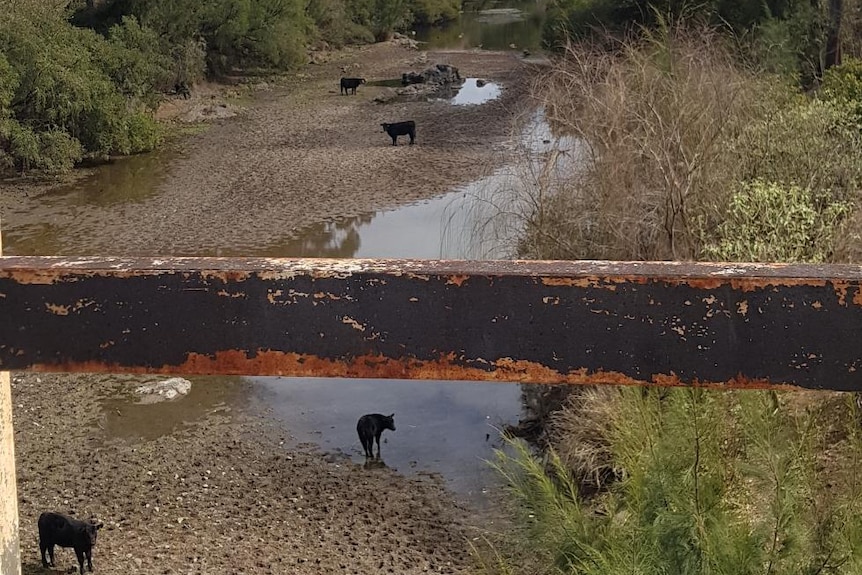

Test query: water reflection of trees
[417,0,545,51]
[280,214,373,258]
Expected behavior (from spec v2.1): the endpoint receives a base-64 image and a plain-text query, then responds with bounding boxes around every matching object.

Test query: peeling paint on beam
[1,256,861,391]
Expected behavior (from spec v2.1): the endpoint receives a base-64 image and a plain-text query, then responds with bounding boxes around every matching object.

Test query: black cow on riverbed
[381,121,416,146]
[357,413,396,458]
[38,511,103,574]
[340,77,366,95]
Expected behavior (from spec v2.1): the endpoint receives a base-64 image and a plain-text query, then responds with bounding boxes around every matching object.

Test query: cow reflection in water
[363,458,388,470]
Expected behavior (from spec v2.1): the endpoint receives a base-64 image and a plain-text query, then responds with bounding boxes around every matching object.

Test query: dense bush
[0,7,162,174]
[486,389,862,575]
[820,57,862,124]
[498,25,862,263]
[543,0,860,85]
[702,180,851,263]
[511,26,763,261]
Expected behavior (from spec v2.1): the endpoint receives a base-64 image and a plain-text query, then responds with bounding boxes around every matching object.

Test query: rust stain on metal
[688,275,832,293]
[541,276,620,289]
[446,275,470,287]
[13,350,807,391]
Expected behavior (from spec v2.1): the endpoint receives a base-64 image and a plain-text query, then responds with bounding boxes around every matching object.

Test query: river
[1,0,550,508]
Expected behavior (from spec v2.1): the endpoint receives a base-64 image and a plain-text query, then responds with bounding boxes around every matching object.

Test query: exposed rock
[401,63,462,87]
[476,79,487,87]
[135,377,192,403]
[391,34,420,50]
[372,90,398,104]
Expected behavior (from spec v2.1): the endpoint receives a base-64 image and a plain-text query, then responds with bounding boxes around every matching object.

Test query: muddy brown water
[415,0,546,53]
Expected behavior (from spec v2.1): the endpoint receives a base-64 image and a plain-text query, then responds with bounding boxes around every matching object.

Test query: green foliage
[542,0,854,83]
[490,389,862,575]
[0,6,162,174]
[733,96,862,203]
[102,16,173,104]
[0,52,17,111]
[702,180,851,263]
[370,0,411,40]
[200,0,311,72]
[0,118,82,173]
[410,0,461,26]
[820,57,862,125]
[306,0,375,47]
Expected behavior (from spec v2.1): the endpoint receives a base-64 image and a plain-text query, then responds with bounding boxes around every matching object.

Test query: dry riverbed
[6,40,534,574]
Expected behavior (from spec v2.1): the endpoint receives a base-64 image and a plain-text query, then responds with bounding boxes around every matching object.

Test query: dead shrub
[520,24,770,260]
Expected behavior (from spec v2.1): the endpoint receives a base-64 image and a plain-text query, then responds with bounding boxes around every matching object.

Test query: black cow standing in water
[340,77,366,95]
[38,512,103,574]
[357,413,396,458]
[381,121,416,146]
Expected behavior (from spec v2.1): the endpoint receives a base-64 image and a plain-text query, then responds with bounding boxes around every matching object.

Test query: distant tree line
[0,0,459,175]
[544,0,862,84]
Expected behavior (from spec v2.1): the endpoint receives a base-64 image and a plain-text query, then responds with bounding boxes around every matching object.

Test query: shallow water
[450,78,502,105]
[2,6,563,502]
[2,107,575,502]
[251,377,522,506]
[415,0,546,52]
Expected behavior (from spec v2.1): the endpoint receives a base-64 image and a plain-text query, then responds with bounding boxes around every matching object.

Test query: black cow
[357,413,396,458]
[38,512,103,574]
[340,77,366,95]
[381,121,416,146]
[174,82,190,99]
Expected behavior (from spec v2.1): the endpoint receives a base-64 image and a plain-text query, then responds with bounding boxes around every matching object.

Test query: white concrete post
[0,216,22,575]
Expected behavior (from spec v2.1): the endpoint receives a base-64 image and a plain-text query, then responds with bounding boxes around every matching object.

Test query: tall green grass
[485,389,862,575]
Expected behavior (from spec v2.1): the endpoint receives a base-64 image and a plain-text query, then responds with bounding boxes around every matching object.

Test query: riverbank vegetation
[544,0,861,87]
[479,15,862,575]
[0,0,459,175]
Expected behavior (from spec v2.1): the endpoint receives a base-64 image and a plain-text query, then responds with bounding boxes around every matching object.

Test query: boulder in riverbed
[135,377,192,402]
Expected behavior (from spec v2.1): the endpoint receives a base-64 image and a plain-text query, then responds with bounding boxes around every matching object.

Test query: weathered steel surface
[1,256,861,391]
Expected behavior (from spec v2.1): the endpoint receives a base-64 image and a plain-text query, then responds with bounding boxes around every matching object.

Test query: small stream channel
[2,1,553,507]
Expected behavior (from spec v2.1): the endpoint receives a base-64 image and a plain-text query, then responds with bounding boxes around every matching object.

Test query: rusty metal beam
[1,256,861,391]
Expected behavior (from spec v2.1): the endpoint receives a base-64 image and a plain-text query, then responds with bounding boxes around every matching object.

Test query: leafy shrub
[820,57,862,124]
[0,119,82,174]
[409,0,460,26]
[0,7,162,173]
[171,37,208,87]
[306,0,375,47]
[702,180,851,263]
[733,96,862,203]
[102,16,173,105]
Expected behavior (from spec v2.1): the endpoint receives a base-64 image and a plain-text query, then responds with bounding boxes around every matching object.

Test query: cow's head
[85,520,104,545]
[380,123,390,132]
[383,413,395,431]
[360,78,367,84]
